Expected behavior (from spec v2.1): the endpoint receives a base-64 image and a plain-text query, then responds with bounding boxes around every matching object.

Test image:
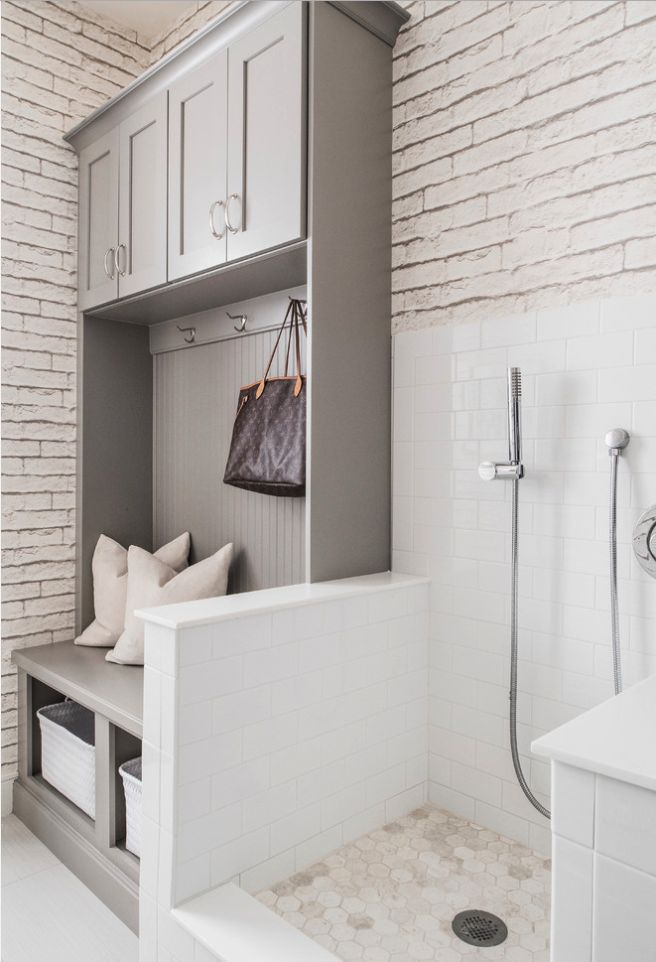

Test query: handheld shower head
[477,366,524,481]
[507,367,522,465]
[508,366,522,401]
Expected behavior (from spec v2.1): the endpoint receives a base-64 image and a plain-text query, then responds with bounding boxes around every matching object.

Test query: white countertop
[136,571,428,629]
[532,673,656,792]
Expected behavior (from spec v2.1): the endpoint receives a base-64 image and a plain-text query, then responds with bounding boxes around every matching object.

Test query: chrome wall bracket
[479,461,524,481]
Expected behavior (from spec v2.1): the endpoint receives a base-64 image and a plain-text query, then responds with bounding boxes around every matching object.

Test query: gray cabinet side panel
[307,3,392,582]
[154,326,305,592]
[80,317,153,631]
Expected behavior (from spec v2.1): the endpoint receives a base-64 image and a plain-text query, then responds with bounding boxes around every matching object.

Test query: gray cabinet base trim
[13,778,139,934]
[85,240,307,327]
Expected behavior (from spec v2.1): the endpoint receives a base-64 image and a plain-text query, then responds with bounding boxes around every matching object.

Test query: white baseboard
[2,778,14,816]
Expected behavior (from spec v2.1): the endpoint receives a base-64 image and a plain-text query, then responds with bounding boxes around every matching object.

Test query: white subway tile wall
[392,295,656,853]
[551,834,594,962]
[139,577,429,960]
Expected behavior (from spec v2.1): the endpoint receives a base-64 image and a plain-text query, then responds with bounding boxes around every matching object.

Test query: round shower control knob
[633,504,656,579]
[478,461,497,481]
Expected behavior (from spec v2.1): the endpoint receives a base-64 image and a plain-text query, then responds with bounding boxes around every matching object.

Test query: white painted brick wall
[148,1,233,63]
[1,1,149,784]
[0,0,230,785]
[393,0,656,332]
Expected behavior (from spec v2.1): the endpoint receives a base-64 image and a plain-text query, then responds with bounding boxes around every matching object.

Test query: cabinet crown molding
[64,0,409,153]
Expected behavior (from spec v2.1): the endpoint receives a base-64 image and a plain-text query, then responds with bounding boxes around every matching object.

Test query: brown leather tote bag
[223,298,307,497]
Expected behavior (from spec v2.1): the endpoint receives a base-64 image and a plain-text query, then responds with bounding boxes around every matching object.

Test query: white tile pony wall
[392,294,656,854]
[137,573,429,962]
[550,761,656,962]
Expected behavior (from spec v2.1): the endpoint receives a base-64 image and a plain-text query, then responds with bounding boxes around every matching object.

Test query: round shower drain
[451,909,508,947]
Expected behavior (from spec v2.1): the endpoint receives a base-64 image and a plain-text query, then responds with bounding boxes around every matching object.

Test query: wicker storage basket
[37,701,96,818]
[119,756,142,858]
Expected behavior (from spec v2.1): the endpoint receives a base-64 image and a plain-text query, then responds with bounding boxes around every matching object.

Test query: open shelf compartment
[12,641,143,932]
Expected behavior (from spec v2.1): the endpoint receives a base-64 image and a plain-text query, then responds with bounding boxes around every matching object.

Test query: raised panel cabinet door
[78,128,119,311]
[226,2,306,262]
[168,51,229,281]
[118,92,168,299]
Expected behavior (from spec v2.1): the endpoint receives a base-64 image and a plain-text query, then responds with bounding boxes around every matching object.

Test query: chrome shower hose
[509,478,551,820]
[609,452,623,696]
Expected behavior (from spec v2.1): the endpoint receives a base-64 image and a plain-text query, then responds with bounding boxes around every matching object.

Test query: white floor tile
[1,816,138,962]
[1,813,59,886]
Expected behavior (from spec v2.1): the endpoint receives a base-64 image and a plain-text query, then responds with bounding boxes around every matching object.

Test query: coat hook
[176,325,196,344]
[226,311,247,333]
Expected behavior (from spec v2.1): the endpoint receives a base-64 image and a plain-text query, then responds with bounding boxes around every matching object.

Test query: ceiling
[77,1,197,43]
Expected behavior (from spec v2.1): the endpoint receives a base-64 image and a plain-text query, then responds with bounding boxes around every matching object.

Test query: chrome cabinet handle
[209,200,225,240]
[103,247,115,279]
[114,243,127,277]
[224,193,241,235]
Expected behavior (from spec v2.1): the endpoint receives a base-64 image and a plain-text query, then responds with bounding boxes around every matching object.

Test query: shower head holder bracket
[605,427,631,456]
[479,461,524,481]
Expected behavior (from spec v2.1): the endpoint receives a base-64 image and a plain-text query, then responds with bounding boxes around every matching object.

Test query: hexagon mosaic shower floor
[256,805,550,962]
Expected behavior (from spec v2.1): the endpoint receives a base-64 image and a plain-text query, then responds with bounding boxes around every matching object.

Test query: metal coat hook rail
[226,311,248,332]
[176,325,196,343]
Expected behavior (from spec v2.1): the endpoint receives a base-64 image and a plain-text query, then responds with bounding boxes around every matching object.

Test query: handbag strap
[257,298,306,399]
[283,299,295,377]
[292,300,303,397]
[297,299,308,335]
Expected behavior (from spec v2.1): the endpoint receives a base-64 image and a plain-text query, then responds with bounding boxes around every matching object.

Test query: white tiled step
[172,883,338,962]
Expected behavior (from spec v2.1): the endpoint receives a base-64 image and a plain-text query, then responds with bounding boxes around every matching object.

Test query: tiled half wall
[138,574,429,960]
[392,293,656,855]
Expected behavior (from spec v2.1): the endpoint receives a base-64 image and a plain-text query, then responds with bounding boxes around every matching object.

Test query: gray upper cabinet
[226,2,305,261]
[78,128,119,311]
[168,52,229,282]
[118,92,168,298]
[168,3,305,279]
[78,93,168,309]
[76,4,306,312]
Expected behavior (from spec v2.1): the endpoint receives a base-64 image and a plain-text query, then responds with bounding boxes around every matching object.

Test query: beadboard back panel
[154,323,306,594]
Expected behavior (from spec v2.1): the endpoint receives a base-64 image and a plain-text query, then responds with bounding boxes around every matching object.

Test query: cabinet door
[78,129,119,311]
[168,52,228,281]
[118,92,168,298]
[226,3,305,262]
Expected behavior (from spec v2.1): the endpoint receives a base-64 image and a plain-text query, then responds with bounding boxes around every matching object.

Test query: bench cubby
[13,642,143,933]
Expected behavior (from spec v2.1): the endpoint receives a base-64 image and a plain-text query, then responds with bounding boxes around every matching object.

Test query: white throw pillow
[74,533,190,648]
[107,542,233,666]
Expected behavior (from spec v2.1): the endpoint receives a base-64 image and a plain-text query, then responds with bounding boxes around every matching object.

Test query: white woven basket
[37,701,96,819]
[119,756,142,858]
